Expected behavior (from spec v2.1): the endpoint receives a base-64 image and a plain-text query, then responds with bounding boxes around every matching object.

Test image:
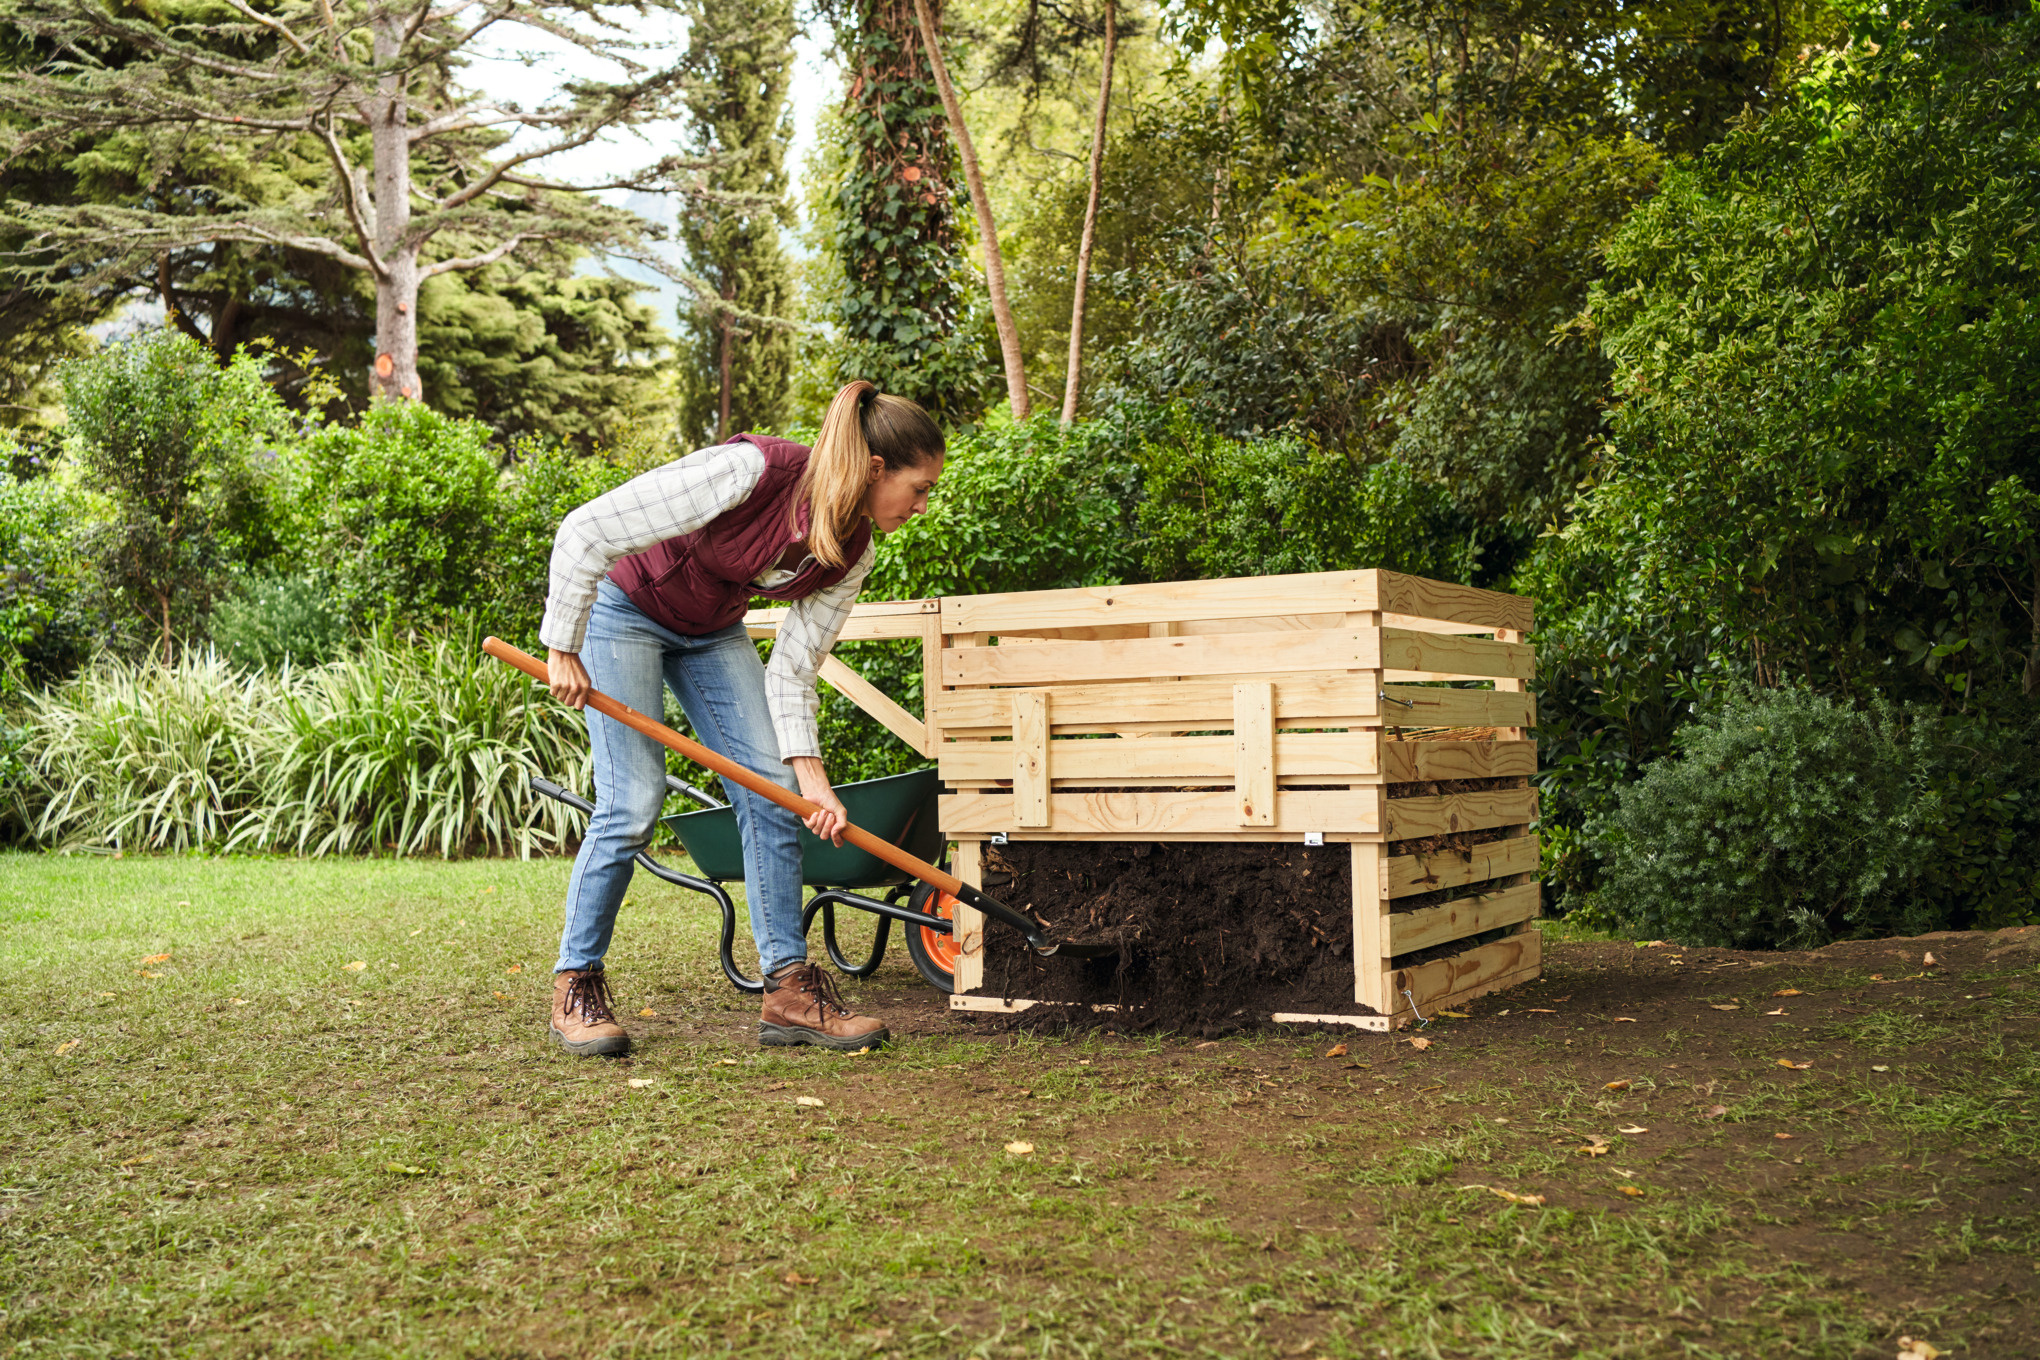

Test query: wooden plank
[942,571,1388,633]
[1353,842,1391,1012]
[1391,927,1542,1025]
[939,787,1382,838]
[1380,685,1536,729]
[1379,628,1534,681]
[952,840,984,995]
[1012,692,1050,829]
[817,655,928,757]
[934,674,1381,735]
[920,618,944,749]
[1387,834,1542,898]
[746,597,940,642]
[1376,571,1534,633]
[1381,739,1538,784]
[944,629,1380,689]
[1494,628,1528,743]
[1234,683,1275,825]
[938,732,1379,787]
[1386,789,1538,840]
[1389,881,1542,955]
[1271,1012,1391,1030]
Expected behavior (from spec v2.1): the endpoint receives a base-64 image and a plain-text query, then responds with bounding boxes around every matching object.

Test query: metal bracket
[991,832,1009,845]
[1303,831,1325,847]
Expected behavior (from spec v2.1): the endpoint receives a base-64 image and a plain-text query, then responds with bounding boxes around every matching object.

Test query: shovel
[483,637,1112,958]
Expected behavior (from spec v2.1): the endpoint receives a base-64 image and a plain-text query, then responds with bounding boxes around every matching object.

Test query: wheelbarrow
[485,637,1109,998]
[531,768,964,995]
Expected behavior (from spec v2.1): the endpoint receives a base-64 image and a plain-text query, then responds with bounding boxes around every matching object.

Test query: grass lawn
[4,852,2037,1358]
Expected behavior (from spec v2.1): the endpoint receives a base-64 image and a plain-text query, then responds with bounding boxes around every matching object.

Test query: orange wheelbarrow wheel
[905,881,959,994]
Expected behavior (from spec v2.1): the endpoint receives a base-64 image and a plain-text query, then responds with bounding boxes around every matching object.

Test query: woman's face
[863,453,942,533]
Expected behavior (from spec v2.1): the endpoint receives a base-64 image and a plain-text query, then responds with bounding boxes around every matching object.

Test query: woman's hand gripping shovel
[483,637,1113,959]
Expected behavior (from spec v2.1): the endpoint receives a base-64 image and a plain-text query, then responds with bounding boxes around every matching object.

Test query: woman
[537,380,944,1056]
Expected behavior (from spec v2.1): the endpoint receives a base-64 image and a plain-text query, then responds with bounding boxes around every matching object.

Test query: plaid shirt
[539,442,874,761]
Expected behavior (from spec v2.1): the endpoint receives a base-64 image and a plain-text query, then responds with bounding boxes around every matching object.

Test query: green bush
[208,572,349,668]
[481,438,643,645]
[278,402,500,626]
[0,458,100,692]
[1587,686,2040,949]
[12,629,592,857]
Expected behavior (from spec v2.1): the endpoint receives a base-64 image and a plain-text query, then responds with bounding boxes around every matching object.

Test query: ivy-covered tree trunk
[832,0,985,420]
[676,0,797,443]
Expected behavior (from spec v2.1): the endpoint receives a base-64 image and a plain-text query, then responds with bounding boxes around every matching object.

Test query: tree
[0,0,732,405]
[1061,0,1115,425]
[674,0,797,444]
[912,0,1028,421]
[61,330,290,662]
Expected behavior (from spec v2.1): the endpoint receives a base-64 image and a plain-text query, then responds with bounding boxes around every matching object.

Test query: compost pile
[971,773,1531,1035]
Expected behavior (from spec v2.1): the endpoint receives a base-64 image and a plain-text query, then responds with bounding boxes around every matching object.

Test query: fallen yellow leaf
[1774,1132,1795,1140]
[232,998,249,1006]
[1617,1124,1649,1134]
[1772,988,1804,997]
[1617,1184,1645,1198]
[53,1039,80,1056]
[1490,1187,1546,1206]
[505,964,522,974]
[1436,1010,1470,1019]
[719,1058,739,1066]
[1577,1143,1612,1158]
[1004,1141,1034,1155]
[342,961,367,972]
[139,953,171,965]
[409,928,423,936]
[639,1007,658,1018]
[795,1095,825,1108]
[1604,1079,1632,1091]
[627,1078,654,1089]
[1407,1036,1432,1050]
[384,1162,428,1176]
[1897,1336,1943,1360]
[782,1271,817,1285]
[1638,940,1669,947]
[1525,1008,1558,1013]
[492,991,508,1000]
[1324,1042,1348,1058]
[1777,1059,1812,1070]
[137,970,161,979]
[1765,1008,1788,1016]
[1612,1016,1638,1023]
[1710,1004,1740,1011]
[1194,1041,1220,1050]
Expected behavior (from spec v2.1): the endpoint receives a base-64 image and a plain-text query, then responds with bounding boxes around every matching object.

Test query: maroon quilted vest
[607,434,874,636]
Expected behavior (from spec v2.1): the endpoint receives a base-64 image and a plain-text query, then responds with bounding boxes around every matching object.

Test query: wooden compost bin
[925,570,1540,1030]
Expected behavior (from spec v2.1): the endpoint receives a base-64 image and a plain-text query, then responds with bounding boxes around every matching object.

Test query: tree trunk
[911,0,1029,422]
[1061,0,1116,427]
[367,14,422,403]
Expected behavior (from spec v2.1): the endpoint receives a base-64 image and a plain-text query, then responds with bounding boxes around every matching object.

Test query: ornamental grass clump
[12,629,592,857]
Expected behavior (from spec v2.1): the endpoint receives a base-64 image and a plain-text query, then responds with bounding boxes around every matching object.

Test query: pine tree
[0,0,743,405]
[674,0,797,444]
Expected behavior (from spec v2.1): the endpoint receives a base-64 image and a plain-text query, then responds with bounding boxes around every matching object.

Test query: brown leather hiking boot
[550,968,631,1057]
[759,962,890,1051]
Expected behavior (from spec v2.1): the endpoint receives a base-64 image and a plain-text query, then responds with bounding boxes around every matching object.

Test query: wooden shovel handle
[482,637,967,897]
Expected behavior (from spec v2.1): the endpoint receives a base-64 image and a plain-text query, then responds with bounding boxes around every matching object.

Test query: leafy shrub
[0,460,100,691]
[278,402,499,626]
[481,438,643,644]
[209,573,349,668]
[1587,686,2040,949]
[12,630,592,857]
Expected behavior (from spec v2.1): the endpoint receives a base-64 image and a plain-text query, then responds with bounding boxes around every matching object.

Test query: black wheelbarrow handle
[489,637,1108,958]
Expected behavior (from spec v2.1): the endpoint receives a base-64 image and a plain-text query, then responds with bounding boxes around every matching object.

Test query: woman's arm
[765,542,878,844]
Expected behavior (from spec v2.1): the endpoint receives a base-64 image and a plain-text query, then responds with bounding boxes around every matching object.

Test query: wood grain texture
[933,675,1381,735]
[1376,572,1534,633]
[1391,927,1542,1024]
[937,731,1379,788]
[944,628,1380,688]
[939,787,1383,837]
[1379,628,1535,680]
[1387,834,1541,898]
[1233,683,1275,825]
[1354,841,1391,1011]
[1381,738,1537,783]
[1389,881,1542,954]
[1012,692,1050,828]
[951,840,984,995]
[942,571,1386,632]
[1379,686,1537,729]
[1385,789,1539,840]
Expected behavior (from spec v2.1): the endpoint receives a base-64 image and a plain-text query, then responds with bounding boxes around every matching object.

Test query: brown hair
[795,380,945,568]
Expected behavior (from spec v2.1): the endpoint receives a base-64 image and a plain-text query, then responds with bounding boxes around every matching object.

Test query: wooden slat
[1354,842,1391,1011]
[934,731,1378,788]
[1012,692,1050,828]
[1381,739,1537,783]
[1380,686,1536,729]
[818,655,928,756]
[943,571,1387,633]
[746,597,940,642]
[1379,628,1534,681]
[944,628,1379,689]
[1233,683,1275,826]
[1376,572,1534,633]
[934,674,1381,735]
[1387,834,1541,898]
[1389,881,1542,955]
[939,787,1381,838]
[1391,927,1542,1025]
[1385,789,1538,840]
[952,840,985,995]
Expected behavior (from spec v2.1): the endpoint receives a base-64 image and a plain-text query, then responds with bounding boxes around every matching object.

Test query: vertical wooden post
[952,839,985,996]
[1495,627,1526,742]
[1013,691,1050,828]
[1233,682,1275,826]
[920,617,945,758]
[1353,841,1391,1013]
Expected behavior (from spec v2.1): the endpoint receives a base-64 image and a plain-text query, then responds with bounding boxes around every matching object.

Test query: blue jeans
[556,580,807,976]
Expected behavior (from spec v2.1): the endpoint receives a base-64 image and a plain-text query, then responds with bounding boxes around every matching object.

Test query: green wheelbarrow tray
[662,767,945,887]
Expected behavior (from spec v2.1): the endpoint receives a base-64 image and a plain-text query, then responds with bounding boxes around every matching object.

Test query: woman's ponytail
[796,380,944,568]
